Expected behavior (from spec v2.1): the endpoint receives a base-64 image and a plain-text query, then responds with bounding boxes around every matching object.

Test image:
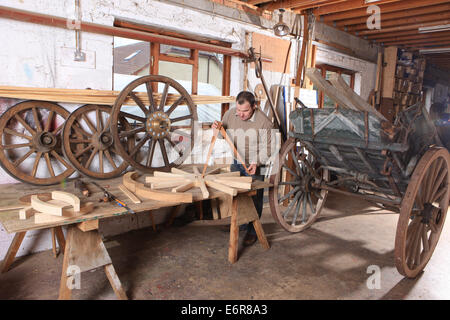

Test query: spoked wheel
[62,104,132,179]
[110,75,197,173]
[269,138,329,233]
[0,100,75,185]
[395,147,450,278]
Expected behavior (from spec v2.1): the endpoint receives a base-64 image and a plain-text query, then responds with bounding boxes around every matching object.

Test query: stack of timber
[0,86,235,106]
[380,47,426,122]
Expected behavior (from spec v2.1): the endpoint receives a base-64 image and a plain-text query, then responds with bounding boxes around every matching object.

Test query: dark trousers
[230,160,264,235]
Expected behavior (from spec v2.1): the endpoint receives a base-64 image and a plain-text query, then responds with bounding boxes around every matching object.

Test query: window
[314,64,355,108]
[113,23,231,123]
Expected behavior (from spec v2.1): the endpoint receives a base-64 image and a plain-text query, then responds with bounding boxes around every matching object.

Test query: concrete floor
[1,191,450,300]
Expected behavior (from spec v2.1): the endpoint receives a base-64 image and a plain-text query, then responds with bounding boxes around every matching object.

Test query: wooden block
[134,182,193,203]
[214,178,252,190]
[19,206,34,220]
[211,198,220,220]
[77,220,99,232]
[382,46,398,99]
[150,180,189,189]
[217,194,232,219]
[34,202,94,224]
[205,180,237,196]
[51,191,80,212]
[119,184,141,204]
[172,182,195,193]
[31,195,65,216]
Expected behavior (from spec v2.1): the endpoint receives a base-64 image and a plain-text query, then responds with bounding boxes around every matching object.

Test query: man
[212,91,274,246]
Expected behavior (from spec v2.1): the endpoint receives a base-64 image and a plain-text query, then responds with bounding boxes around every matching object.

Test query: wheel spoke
[159,139,169,167]
[72,121,92,138]
[1,143,33,150]
[307,192,316,215]
[82,114,97,134]
[432,187,447,203]
[290,149,303,176]
[414,224,423,266]
[421,225,430,252]
[96,108,103,132]
[291,193,304,226]
[44,111,55,132]
[44,153,55,177]
[146,139,156,167]
[170,115,192,123]
[98,150,104,173]
[3,128,33,140]
[165,96,185,115]
[52,122,65,136]
[69,138,91,144]
[129,92,149,116]
[282,164,298,178]
[14,114,36,135]
[32,107,42,132]
[13,148,35,166]
[145,82,156,113]
[159,82,170,110]
[31,152,42,177]
[50,150,71,169]
[301,192,308,223]
[429,168,448,203]
[118,111,147,123]
[129,134,150,158]
[282,191,302,219]
[279,180,301,186]
[104,149,118,170]
[119,126,146,138]
[165,136,183,157]
[278,185,301,203]
[75,144,94,158]
[84,147,98,169]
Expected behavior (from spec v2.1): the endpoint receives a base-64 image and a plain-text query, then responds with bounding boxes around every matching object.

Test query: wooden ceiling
[238,0,450,71]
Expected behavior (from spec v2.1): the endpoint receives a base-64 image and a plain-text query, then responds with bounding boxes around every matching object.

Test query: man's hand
[247,163,257,175]
[212,121,222,130]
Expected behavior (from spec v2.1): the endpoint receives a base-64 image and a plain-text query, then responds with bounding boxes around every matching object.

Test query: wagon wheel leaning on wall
[110,75,198,173]
[269,137,329,233]
[0,100,75,185]
[62,104,133,179]
[394,147,450,278]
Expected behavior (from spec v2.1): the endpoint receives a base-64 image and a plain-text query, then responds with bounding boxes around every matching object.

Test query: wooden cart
[269,99,449,278]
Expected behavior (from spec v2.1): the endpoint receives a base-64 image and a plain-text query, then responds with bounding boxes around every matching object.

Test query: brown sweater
[221,107,275,166]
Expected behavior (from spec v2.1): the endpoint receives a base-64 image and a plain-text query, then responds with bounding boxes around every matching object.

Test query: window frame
[315,64,356,109]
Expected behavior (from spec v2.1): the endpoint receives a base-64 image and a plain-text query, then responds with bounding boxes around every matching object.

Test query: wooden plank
[305,68,359,111]
[19,206,33,220]
[31,195,65,216]
[1,231,26,273]
[118,184,141,204]
[135,182,193,203]
[212,178,252,190]
[382,47,398,98]
[172,182,195,193]
[205,180,237,197]
[51,191,80,212]
[34,202,94,224]
[228,197,239,264]
[328,73,387,121]
[251,32,291,73]
[252,219,270,250]
[211,198,220,220]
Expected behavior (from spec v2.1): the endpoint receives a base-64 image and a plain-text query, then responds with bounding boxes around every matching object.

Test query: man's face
[236,101,254,121]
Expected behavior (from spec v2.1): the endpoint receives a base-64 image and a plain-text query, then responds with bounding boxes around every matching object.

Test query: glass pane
[341,74,351,87]
[196,51,224,123]
[113,37,150,91]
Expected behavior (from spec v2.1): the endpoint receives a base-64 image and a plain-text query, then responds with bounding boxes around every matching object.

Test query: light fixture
[419,24,450,34]
[273,9,290,37]
[419,48,450,54]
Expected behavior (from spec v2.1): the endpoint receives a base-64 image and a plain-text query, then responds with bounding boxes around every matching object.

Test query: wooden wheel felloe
[0,100,75,185]
[110,75,198,173]
[269,138,329,233]
[62,104,132,179]
[395,147,450,278]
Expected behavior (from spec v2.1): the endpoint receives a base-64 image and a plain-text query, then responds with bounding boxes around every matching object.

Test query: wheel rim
[62,104,132,179]
[269,138,328,233]
[110,75,197,173]
[0,100,75,185]
[395,147,450,278]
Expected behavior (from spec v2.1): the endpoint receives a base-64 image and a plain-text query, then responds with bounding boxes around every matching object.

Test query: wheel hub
[146,112,171,139]
[34,131,57,152]
[91,131,114,150]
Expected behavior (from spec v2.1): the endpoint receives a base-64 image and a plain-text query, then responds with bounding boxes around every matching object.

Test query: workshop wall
[0,0,378,259]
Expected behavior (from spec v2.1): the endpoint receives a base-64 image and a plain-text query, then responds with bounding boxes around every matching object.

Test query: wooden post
[228,196,239,264]
[222,55,232,118]
[191,49,199,95]
[1,231,26,273]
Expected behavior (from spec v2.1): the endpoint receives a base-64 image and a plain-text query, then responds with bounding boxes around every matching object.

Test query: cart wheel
[395,147,450,278]
[269,138,329,233]
[110,75,197,173]
[62,104,133,179]
[0,100,75,185]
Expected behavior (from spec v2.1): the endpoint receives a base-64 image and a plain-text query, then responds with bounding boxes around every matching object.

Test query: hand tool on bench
[90,181,136,214]
[201,121,250,177]
[74,178,90,197]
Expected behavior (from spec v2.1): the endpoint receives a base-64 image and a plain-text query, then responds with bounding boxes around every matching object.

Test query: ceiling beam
[322,0,449,22]
[393,37,450,46]
[356,20,450,36]
[313,0,401,17]
[246,0,272,5]
[335,3,450,28]
[262,0,345,11]
[374,31,450,43]
[346,11,450,32]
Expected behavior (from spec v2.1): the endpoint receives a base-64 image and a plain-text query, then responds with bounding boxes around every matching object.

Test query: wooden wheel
[62,104,132,179]
[110,75,197,173]
[395,147,450,278]
[0,100,75,185]
[269,138,329,233]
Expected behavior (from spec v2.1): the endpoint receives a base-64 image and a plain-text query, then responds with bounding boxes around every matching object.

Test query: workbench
[0,169,271,300]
